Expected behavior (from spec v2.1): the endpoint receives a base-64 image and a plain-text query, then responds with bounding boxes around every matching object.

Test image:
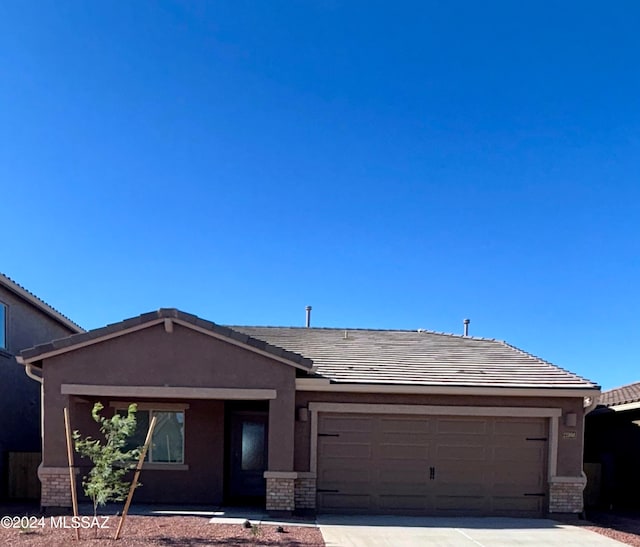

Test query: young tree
[73,402,141,518]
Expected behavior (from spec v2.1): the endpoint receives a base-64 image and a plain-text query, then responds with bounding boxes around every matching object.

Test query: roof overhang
[295,378,599,398]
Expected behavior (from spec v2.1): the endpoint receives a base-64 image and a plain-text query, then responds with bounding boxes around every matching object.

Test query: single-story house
[18,309,599,516]
[584,382,640,510]
[0,273,83,500]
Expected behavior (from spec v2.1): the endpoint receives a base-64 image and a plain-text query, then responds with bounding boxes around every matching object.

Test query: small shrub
[73,402,142,518]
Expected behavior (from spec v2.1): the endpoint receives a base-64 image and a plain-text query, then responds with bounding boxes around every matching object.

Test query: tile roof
[599,382,640,407]
[0,273,84,333]
[233,326,599,389]
[19,308,598,390]
[20,309,312,369]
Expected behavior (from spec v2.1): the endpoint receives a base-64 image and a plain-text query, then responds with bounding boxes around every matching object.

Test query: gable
[19,309,312,372]
[42,320,297,391]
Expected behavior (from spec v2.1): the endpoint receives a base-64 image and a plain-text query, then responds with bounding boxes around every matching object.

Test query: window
[0,303,6,350]
[120,408,185,464]
[241,421,265,471]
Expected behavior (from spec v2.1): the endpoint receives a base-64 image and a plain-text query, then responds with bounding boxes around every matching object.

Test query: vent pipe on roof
[463,318,470,337]
[305,306,312,328]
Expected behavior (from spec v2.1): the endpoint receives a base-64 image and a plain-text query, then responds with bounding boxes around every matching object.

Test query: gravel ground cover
[555,511,640,546]
[0,514,324,547]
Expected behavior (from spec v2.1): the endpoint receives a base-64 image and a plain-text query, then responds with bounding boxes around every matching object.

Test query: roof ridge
[0,272,84,332]
[226,324,499,341]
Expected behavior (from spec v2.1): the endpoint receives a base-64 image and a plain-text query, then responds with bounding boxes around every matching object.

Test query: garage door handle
[429,467,435,480]
[317,489,340,493]
[318,433,340,437]
[524,493,545,497]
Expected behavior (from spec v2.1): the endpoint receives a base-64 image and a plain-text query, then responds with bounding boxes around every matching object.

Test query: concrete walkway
[316,515,628,547]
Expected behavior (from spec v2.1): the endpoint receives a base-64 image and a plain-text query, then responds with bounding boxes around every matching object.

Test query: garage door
[317,413,547,516]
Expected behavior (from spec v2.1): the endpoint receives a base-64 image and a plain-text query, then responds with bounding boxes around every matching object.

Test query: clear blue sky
[2,1,638,390]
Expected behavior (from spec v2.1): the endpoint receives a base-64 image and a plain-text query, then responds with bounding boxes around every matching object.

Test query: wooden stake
[63,407,80,541]
[114,415,157,540]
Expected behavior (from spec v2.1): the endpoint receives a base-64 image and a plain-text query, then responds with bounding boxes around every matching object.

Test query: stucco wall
[0,285,77,499]
[40,322,297,505]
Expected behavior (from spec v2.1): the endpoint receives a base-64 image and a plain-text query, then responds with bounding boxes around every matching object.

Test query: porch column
[265,391,296,512]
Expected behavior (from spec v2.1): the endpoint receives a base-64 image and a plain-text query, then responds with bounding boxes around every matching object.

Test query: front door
[228,410,268,502]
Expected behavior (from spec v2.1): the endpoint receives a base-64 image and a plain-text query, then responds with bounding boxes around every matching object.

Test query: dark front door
[228,410,268,501]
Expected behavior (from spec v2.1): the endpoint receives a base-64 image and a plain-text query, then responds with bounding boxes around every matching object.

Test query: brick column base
[294,476,317,510]
[264,472,296,513]
[39,466,72,508]
[549,476,587,513]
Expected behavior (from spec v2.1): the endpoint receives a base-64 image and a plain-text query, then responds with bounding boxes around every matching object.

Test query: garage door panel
[437,466,490,484]
[320,468,371,485]
[378,475,429,490]
[437,418,488,435]
[378,495,430,511]
[437,445,487,461]
[321,416,374,432]
[435,495,485,512]
[378,469,429,486]
[493,445,545,463]
[380,433,431,446]
[379,444,430,460]
[437,482,487,497]
[319,442,371,459]
[380,417,432,434]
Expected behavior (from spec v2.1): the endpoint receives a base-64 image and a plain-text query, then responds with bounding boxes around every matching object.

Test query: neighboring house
[18,309,599,516]
[0,273,83,500]
[584,382,640,510]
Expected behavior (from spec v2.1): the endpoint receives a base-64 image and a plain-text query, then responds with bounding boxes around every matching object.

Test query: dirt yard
[583,511,640,547]
[0,514,325,547]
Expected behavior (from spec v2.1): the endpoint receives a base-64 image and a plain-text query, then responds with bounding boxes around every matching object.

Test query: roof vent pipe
[463,318,470,337]
[305,306,312,328]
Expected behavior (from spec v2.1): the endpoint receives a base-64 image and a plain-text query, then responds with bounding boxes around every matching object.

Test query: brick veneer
[549,476,586,513]
[39,467,71,508]
[265,476,295,512]
[294,476,316,510]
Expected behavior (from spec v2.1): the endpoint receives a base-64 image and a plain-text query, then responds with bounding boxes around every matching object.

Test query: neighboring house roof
[0,273,84,333]
[598,382,640,408]
[19,309,312,370]
[233,326,599,389]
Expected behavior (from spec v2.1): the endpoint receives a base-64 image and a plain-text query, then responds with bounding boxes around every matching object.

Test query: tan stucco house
[18,309,599,516]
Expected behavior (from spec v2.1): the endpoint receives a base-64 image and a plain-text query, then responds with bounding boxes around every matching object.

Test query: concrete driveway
[317,515,628,547]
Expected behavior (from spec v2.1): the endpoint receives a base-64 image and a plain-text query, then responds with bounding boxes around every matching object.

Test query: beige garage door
[317,413,548,516]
